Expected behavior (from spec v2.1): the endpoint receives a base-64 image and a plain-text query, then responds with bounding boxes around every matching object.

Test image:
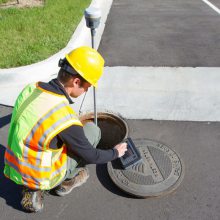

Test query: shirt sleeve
[58,124,119,164]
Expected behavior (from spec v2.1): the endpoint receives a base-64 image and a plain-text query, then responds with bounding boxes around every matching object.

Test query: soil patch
[0,0,44,9]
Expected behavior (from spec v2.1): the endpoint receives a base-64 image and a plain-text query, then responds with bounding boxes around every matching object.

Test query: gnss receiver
[120,138,142,169]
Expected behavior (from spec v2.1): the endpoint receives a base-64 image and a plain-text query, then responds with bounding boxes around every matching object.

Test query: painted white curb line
[0,0,113,106]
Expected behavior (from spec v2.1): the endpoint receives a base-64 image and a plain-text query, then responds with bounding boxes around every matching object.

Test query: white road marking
[202,0,220,14]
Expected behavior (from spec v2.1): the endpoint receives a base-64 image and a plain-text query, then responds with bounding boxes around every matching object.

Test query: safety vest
[4,83,82,190]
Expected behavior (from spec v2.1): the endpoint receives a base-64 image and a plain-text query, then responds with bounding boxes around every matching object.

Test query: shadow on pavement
[96,163,135,198]
[0,114,12,129]
[0,144,23,211]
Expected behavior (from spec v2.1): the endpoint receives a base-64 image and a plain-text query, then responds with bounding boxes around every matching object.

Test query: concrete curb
[75,66,220,122]
[0,0,113,106]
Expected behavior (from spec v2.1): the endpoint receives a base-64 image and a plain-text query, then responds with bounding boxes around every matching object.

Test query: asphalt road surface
[99,0,220,67]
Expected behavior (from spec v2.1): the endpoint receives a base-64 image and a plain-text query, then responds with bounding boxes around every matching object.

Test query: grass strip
[0,0,13,4]
[0,0,91,68]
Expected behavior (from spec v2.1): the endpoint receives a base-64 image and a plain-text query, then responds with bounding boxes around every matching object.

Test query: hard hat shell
[65,46,105,88]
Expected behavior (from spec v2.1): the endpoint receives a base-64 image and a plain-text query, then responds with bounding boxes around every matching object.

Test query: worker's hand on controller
[114,143,127,157]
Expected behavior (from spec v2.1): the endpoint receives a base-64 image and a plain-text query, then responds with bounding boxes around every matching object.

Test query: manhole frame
[80,111,129,148]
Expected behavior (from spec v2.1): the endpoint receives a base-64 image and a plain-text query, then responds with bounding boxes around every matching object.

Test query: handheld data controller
[119,138,142,169]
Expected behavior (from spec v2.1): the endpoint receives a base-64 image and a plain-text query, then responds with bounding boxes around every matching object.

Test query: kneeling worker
[4,46,127,212]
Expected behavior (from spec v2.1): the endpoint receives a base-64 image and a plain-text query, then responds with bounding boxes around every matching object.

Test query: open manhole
[80,112,129,149]
[107,139,184,198]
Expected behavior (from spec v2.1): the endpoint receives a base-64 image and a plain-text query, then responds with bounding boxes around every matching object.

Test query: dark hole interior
[97,117,127,149]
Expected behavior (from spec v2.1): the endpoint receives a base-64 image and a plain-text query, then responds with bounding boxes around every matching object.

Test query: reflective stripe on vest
[4,83,82,190]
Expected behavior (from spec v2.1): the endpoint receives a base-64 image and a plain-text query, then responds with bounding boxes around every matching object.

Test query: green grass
[0,0,91,68]
[0,0,11,3]
[0,0,13,3]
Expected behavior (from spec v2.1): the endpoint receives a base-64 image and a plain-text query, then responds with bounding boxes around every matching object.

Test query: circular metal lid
[107,139,184,198]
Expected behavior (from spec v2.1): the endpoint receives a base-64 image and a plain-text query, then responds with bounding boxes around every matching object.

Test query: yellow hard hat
[65,46,105,88]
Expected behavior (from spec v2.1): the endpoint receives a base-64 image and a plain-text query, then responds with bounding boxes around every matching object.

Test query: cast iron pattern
[107,139,184,198]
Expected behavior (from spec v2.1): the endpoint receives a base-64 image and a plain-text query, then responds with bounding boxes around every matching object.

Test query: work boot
[21,187,44,212]
[54,168,89,196]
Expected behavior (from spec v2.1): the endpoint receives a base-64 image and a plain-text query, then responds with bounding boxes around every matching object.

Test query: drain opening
[80,112,128,149]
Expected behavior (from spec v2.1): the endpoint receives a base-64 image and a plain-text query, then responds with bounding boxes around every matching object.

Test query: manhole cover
[107,139,184,198]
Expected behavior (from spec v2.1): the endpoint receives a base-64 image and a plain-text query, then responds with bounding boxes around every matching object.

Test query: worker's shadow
[0,113,12,129]
[96,162,134,198]
[0,144,23,211]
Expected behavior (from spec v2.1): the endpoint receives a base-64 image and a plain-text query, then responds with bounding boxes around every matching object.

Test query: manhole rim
[107,138,185,198]
[79,111,129,140]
